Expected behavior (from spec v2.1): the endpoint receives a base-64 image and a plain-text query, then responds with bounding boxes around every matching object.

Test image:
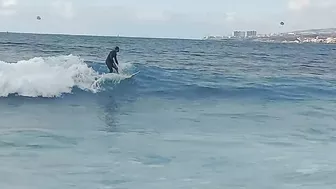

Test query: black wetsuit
[105,50,119,73]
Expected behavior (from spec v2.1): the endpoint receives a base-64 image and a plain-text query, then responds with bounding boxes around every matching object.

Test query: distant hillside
[288,28,336,35]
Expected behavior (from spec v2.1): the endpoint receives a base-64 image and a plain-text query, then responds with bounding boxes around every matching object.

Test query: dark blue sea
[1,32,336,189]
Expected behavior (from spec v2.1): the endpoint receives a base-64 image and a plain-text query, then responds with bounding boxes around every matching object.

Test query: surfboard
[130,71,140,77]
[94,71,139,81]
[91,71,139,89]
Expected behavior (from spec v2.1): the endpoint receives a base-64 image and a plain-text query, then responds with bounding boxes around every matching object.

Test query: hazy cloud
[225,12,236,22]
[288,0,336,11]
[51,0,74,19]
[288,0,310,10]
[0,9,15,15]
[283,0,336,32]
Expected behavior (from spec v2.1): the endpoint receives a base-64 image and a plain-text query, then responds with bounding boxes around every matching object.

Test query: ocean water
[1,32,336,189]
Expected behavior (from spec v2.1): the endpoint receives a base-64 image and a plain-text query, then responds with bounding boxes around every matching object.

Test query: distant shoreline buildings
[204,30,257,40]
[203,28,336,44]
[233,30,257,38]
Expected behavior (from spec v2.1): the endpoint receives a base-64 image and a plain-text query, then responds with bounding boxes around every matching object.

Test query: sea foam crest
[0,55,131,97]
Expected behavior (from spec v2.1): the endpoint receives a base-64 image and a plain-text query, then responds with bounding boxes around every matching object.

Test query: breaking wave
[0,55,135,97]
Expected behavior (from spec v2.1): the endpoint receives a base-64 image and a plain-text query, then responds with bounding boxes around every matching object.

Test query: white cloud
[0,0,17,16]
[1,0,16,8]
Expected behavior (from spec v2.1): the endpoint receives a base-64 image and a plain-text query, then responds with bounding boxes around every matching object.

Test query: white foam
[0,55,134,97]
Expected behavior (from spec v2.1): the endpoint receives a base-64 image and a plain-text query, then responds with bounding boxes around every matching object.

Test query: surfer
[105,46,119,73]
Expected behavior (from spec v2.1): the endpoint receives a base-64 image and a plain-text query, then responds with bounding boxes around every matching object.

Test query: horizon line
[0,31,202,40]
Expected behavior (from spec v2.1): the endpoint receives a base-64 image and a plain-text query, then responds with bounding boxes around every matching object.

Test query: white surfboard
[92,71,140,87]
[129,71,140,78]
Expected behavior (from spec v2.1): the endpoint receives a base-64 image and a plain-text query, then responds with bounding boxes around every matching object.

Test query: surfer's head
[115,46,119,52]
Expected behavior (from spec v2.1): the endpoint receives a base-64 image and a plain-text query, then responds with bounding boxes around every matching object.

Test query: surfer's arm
[114,56,119,65]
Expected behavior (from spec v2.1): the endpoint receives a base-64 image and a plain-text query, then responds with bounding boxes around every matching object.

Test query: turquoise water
[1,32,336,188]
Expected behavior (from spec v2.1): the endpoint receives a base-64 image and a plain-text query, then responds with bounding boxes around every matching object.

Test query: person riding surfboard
[105,46,119,73]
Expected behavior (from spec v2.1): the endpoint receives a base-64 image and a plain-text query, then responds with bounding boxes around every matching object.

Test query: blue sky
[1,0,336,38]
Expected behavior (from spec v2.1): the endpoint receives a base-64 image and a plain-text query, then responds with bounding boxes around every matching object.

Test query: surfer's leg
[106,60,114,73]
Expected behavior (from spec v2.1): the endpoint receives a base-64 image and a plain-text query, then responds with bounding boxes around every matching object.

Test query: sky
[0,0,336,38]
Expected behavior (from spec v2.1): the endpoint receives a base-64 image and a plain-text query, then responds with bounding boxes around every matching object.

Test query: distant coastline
[2,29,336,43]
[203,28,336,44]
